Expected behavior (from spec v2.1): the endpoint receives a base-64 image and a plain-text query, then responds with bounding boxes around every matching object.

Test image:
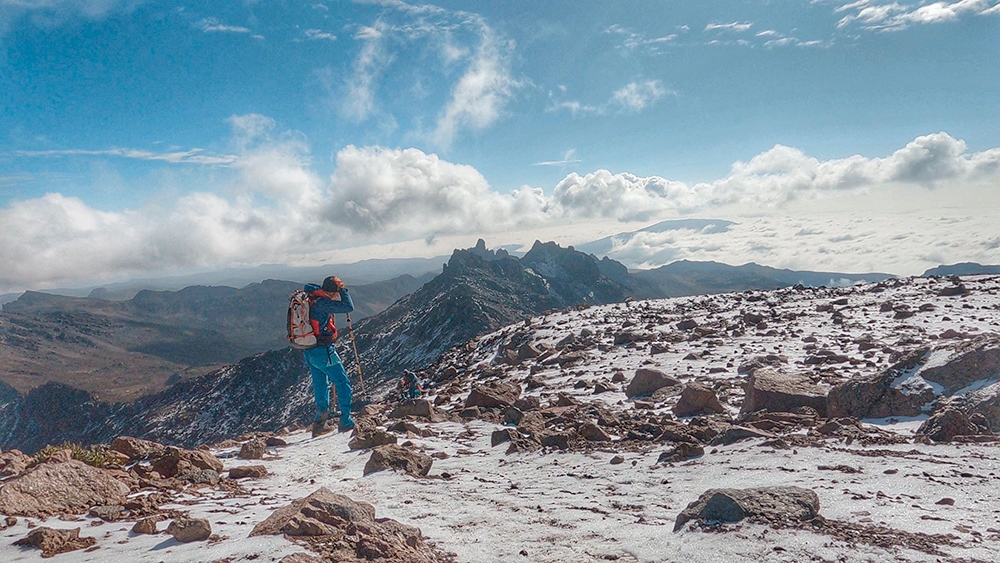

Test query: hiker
[399,369,423,400]
[301,275,356,436]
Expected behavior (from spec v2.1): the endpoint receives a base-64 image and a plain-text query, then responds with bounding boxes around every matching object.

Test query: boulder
[827,349,931,419]
[674,486,820,532]
[737,355,788,374]
[0,449,31,478]
[363,445,433,477]
[166,517,212,543]
[229,465,269,479]
[89,504,124,522]
[0,460,130,517]
[657,442,704,463]
[150,446,224,478]
[110,436,165,461]
[739,368,828,417]
[918,336,1000,395]
[13,527,96,558]
[465,383,521,409]
[239,438,267,460]
[673,383,726,417]
[349,424,399,451]
[578,421,612,442]
[132,517,160,535]
[917,409,988,442]
[251,488,440,562]
[390,399,436,419]
[625,368,680,399]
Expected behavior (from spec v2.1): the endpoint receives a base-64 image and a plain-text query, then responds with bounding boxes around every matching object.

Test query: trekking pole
[346,313,367,397]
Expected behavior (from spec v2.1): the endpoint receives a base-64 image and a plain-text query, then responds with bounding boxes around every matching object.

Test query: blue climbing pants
[302,345,353,424]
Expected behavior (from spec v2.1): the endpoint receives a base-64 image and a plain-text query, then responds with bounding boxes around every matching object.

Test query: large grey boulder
[674,486,820,532]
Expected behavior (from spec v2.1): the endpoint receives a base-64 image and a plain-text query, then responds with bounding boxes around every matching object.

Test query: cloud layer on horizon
[2,126,999,293]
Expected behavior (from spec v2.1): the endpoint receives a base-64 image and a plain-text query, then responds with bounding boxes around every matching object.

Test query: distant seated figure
[399,369,424,400]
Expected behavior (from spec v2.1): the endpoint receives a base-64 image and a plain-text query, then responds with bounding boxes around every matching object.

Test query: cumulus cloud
[325,145,547,237]
[2,130,1000,292]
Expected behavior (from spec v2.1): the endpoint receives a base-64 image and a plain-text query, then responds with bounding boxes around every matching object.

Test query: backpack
[287,289,338,349]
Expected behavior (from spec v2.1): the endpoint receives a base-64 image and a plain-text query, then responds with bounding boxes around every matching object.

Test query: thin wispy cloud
[533,149,582,167]
[604,24,678,54]
[835,0,999,31]
[432,25,519,147]
[14,148,237,166]
[197,18,252,34]
[305,29,336,41]
[549,80,672,116]
[705,21,753,32]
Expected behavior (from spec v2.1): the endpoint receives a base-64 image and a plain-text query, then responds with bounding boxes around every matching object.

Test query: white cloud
[705,21,753,32]
[13,147,236,165]
[197,17,251,34]
[0,0,135,35]
[611,80,669,112]
[533,149,582,167]
[550,80,672,116]
[304,28,336,41]
[342,21,391,121]
[325,145,547,237]
[431,27,518,147]
[3,131,1000,292]
[835,0,998,30]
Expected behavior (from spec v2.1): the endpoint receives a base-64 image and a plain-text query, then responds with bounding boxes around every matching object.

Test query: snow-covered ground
[3,274,1000,562]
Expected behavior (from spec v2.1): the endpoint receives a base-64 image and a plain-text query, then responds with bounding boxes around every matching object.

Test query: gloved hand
[321,275,345,292]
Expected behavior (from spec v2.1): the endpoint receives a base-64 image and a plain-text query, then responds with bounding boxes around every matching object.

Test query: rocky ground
[1,274,1000,562]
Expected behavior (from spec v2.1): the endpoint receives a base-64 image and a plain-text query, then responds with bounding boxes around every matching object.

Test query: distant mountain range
[0,237,975,454]
[0,255,446,304]
[0,273,432,402]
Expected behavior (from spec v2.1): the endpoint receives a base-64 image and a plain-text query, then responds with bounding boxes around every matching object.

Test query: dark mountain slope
[349,240,640,390]
[631,260,893,298]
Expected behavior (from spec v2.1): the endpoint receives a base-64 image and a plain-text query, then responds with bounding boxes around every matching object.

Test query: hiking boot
[338,418,356,433]
[312,411,329,437]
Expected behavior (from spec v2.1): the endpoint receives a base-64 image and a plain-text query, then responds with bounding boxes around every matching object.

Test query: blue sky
[1,0,999,293]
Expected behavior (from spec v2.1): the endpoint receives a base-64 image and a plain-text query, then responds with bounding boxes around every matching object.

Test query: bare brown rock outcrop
[251,487,446,562]
[0,459,130,517]
[740,368,828,417]
[13,526,97,557]
[674,486,820,532]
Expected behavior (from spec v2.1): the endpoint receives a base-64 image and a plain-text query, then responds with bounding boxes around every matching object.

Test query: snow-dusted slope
[3,274,1000,562]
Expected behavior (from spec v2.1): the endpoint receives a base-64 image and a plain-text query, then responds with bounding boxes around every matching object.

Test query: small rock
[131,517,159,535]
[239,438,267,460]
[229,465,269,479]
[166,517,212,543]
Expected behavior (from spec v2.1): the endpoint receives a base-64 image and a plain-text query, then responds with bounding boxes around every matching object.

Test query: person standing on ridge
[302,276,356,436]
